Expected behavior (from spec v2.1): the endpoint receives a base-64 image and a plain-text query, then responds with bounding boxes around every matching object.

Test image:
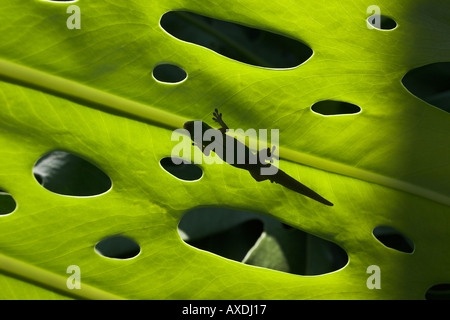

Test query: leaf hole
[153,63,187,84]
[367,15,397,30]
[160,157,203,181]
[311,100,361,116]
[425,284,450,300]
[178,207,348,276]
[33,150,112,197]
[0,189,17,216]
[373,226,414,254]
[95,235,141,260]
[402,62,450,113]
[160,11,313,69]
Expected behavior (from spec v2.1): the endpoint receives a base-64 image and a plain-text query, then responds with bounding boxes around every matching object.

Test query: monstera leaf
[0,0,449,300]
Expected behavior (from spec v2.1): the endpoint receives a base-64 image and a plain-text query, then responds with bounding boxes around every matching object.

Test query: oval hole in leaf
[95,235,141,259]
[0,189,17,216]
[311,100,361,116]
[402,62,450,113]
[425,284,450,300]
[178,207,348,276]
[373,226,414,253]
[367,15,397,30]
[153,63,187,84]
[160,157,203,181]
[160,11,313,69]
[33,150,112,197]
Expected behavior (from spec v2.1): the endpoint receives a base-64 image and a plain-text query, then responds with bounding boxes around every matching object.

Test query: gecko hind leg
[258,145,277,164]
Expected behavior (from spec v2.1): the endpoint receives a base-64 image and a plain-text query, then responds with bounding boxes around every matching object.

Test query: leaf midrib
[0,253,124,300]
[0,58,448,207]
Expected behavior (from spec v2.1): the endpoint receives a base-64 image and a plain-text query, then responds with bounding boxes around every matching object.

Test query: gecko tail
[270,169,334,206]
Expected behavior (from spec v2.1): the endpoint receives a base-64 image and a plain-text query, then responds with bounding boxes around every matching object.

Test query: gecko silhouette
[183,109,333,206]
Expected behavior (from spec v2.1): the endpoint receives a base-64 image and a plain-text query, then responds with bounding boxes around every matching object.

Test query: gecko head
[183,121,195,131]
[183,121,212,137]
[183,121,197,137]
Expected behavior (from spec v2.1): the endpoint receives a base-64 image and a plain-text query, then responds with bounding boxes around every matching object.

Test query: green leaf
[0,0,449,300]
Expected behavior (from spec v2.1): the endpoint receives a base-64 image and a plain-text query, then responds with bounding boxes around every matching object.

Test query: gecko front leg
[212,108,229,134]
